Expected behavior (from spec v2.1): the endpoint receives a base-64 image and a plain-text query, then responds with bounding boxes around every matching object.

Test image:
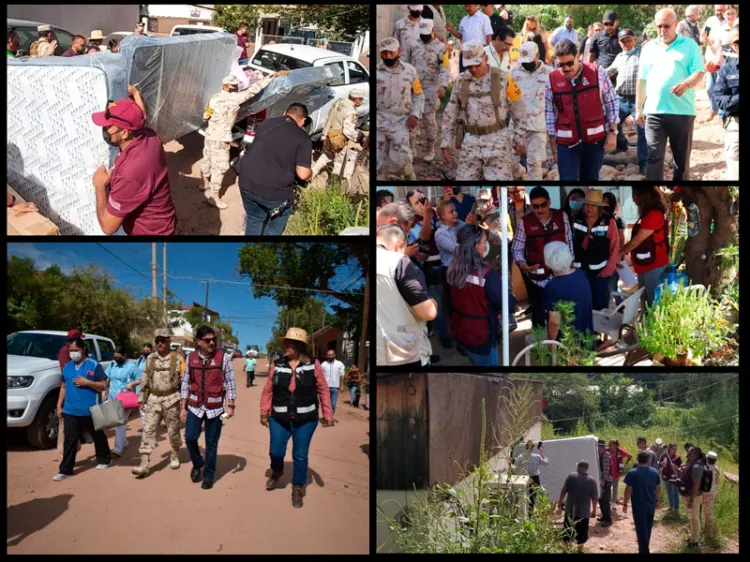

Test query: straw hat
[278,327,311,349]
[89,30,104,41]
[583,189,608,207]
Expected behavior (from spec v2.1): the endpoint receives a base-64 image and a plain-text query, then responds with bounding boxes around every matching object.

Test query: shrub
[285,180,368,236]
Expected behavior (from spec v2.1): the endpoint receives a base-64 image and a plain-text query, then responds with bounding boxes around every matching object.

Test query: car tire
[26,395,59,449]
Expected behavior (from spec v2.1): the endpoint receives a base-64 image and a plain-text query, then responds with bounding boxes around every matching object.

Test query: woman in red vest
[618,186,669,306]
[260,328,333,508]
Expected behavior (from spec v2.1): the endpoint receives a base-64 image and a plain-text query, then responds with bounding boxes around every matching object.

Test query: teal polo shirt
[639,33,705,116]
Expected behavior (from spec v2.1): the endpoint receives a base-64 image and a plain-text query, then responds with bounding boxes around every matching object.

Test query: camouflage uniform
[404,19,450,161]
[376,37,425,181]
[311,94,365,178]
[132,347,183,477]
[440,41,528,181]
[200,73,274,202]
[393,16,421,63]
[511,45,553,181]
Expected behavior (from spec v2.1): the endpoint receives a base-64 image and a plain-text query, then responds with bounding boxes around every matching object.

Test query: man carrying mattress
[90,86,177,235]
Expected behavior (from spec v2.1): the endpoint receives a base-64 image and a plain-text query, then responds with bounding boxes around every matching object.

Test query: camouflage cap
[518,41,539,64]
[222,74,239,86]
[461,40,485,67]
[349,88,365,99]
[380,36,400,52]
[154,328,171,339]
[418,18,434,34]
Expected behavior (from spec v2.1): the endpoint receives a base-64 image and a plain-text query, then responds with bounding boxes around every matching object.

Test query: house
[311,325,368,372]
[376,373,544,551]
[145,4,216,35]
[168,302,221,347]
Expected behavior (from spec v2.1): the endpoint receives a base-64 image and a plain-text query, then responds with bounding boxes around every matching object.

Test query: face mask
[102,127,120,147]
[382,56,399,67]
[521,61,537,72]
[420,34,432,43]
[142,351,150,357]
[569,200,584,212]
[115,357,125,365]
[410,10,422,18]
[478,243,490,259]
[70,351,83,362]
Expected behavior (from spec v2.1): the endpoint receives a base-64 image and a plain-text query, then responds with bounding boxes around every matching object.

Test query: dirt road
[7,372,370,554]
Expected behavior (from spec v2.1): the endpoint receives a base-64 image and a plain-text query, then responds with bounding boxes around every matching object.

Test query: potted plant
[636,284,732,366]
[528,301,597,367]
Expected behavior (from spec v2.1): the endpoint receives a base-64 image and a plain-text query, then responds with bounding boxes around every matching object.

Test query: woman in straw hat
[87,30,104,54]
[571,189,621,311]
[260,327,333,508]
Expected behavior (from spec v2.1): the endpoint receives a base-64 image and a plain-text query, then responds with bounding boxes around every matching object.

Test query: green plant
[637,284,733,362]
[285,181,369,236]
[529,300,597,366]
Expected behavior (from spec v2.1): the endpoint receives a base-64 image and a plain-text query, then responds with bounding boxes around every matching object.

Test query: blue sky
[7,242,364,352]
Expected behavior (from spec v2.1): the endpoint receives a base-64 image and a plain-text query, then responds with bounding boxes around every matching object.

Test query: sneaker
[422,147,435,162]
[52,473,70,481]
[600,521,613,527]
[95,463,110,470]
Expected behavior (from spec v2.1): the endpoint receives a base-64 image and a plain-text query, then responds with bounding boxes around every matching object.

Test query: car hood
[7,355,60,376]
[238,66,336,121]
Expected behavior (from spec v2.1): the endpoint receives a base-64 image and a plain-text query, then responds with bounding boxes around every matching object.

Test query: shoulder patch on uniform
[413,76,423,95]
[506,73,523,102]
[441,52,450,67]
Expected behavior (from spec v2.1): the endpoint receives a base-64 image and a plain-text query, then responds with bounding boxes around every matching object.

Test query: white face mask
[70,351,83,362]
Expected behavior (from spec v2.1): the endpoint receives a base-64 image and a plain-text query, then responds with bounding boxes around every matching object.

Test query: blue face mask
[478,242,490,259]
[569,200,584,212]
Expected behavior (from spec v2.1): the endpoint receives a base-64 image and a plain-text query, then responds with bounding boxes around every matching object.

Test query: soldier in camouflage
[310,89,368,179]
[440,40,528,181]
[132,329,183,478]
[376,36,425,181]
[511,41,554,180]
[393,5,424,62]
[200,71,287,210]
[404,18,450,162]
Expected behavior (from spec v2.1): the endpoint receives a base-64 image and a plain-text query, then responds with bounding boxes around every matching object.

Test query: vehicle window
[15,27,38,55]
[324,61,346,86]
[54,29,73,54]
[97,339,115,362]
[175,28,219,36]
[252,49,285,71]
[81,339,96,358]
[279,55,312,71]
[346,61,368,85]
[7,333,67,361]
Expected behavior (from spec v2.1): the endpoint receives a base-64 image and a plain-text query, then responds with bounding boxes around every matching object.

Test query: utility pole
[357,270,369,374]
[151,243,158,301]
[309,302,315,357]
[204,280,210,322]
[163,243,167,327]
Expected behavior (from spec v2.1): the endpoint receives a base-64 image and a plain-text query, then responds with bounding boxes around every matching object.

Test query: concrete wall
[376,4,407,45]
[8,4,140,36]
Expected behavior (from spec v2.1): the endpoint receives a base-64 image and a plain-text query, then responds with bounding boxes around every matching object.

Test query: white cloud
[7,243,75,274]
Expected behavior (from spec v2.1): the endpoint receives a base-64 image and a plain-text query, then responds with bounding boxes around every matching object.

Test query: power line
[166,273,364,297]
[95,243,150,280]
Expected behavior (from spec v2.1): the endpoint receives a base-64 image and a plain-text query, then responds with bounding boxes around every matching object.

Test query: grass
[284,178,369,236]
[541,421,739,547]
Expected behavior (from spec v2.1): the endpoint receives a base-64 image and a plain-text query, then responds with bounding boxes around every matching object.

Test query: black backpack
[699,463,713,493]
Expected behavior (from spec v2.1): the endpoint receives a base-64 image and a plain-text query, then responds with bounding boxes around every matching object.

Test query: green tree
[266,298,333,352]
[278,5,370,38]
[212,4,263,33]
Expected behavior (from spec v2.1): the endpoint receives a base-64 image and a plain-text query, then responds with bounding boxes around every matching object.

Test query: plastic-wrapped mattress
[514,435,601,504]
[7,54,128,235]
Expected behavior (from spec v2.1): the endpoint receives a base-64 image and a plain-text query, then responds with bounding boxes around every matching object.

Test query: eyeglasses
[503,40,514,47]
[104,100,135,128]
[531,201,550,210]
[155,338,168,344]
[558,59,576,68]
[201,337,216,343]
[655,23,674,29]
[603,22,614,27]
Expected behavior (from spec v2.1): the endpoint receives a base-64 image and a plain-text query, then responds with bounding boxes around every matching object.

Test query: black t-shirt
[238,115,313,201]
[383,245,430,307]
[488,14,505,38]
[589,30,622,69]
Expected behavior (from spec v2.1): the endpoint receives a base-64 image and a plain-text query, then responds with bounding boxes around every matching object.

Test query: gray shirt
[561,471,599,519]
[516,451,549,477]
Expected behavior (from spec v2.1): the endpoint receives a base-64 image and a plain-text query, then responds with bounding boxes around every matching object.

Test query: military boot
[170,449,180,469]
[198,173,210,191]
[310,154,331,178]
[292,485,305,508]
[205,190,228,210]
[422,141,436,163]
[131,454,150,478]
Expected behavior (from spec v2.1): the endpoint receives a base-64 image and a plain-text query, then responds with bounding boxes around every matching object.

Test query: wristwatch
[227,404,235,409]
[608,128,617,134]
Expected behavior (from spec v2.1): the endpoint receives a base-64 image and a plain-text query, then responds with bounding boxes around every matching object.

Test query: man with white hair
[637,7,705,181]
[376,224,436,367]
[542,240,594,342]
[243,349,257,387]
[677,6,703,46]
[394,4,424,62]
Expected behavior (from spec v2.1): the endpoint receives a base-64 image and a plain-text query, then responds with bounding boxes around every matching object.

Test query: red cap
[92,99,145,131]
[67,329,84,339]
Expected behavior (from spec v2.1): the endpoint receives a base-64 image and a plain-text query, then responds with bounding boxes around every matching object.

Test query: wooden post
[357,270,369,373]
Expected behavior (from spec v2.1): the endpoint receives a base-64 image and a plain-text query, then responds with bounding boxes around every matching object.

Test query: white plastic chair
[593,287,645,342]
[512,338,564,366]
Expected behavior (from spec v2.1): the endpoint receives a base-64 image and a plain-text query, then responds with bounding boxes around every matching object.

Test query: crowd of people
[376,185,677,367]
[51,325,355,508]
[377,5,739,181]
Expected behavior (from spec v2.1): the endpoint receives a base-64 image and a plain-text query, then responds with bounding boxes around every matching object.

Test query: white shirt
[321,359,345,388]
[459,11,494,46]
[484,43,511,72]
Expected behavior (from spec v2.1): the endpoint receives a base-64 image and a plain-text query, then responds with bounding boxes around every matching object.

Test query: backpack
[29,40,40,56]
[680,459,712,495]
[699,463,713,493]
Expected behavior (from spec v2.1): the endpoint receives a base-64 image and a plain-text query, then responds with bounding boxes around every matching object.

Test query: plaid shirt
[544,64,620,139]
[434,221,465,267]
[600,450,613,482]
[180,351,236,419]
[511,212,574,288]
[607,45,641,97]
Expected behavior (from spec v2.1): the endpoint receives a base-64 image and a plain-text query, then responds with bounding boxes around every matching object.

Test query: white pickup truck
[7,330,116,449]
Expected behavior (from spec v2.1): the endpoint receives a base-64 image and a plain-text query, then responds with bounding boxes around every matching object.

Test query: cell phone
[418,195,428,205]
[538,441,543,449]
[452,186,461,196]
[704,26,711,35]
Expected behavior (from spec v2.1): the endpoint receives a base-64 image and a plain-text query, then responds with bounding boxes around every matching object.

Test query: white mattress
[514,435,601,503]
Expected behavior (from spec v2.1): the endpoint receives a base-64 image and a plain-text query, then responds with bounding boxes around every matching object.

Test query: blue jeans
[617,96,648,170]
[584,269,615,311]
[348,385,358,404]
[241,189,293,235]
[465,346,498,366]
[238,58,247,66]
[556,139,605,180]
[638,264,668,307]
[269,416,318,486]
[185,411,223,482]
[665,480,681,510]
[632,505,656,554]
[329,388,339,414]
[706,71,719,114]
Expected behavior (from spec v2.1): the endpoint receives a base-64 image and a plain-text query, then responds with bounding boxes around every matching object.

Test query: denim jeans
[665,480,681,510]
[465,346,499,366]
[269,416,318,486]
[348,385,358,404]
[616,96,648,171]
[241,189,293,235]
[185,411,223,482]
[329,388,339,414]
[638,265,668,307]
[706,71,719,114]
[557,139,605,180]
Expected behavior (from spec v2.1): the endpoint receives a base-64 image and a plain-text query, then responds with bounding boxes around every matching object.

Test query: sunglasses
[104,100,136,128]
[603,22,614,27]
[155,338,169,344]
[531,201,550,210]
[558,59,576,68]
[201,337,216,343]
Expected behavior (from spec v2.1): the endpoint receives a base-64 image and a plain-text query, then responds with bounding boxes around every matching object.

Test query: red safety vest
[549,62,606,146]
[186,349,226,409]
[449,267,491,347]
[630,216,668,267]
[523,209,567,281]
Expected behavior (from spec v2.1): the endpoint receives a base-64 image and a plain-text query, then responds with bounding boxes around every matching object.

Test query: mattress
[7,54,128,235]
[514,435,601,504]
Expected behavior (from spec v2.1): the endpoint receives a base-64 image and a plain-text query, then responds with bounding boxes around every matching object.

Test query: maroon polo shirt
[237,32,249,60]
[107,128,177,235]
[58,344,71,372]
